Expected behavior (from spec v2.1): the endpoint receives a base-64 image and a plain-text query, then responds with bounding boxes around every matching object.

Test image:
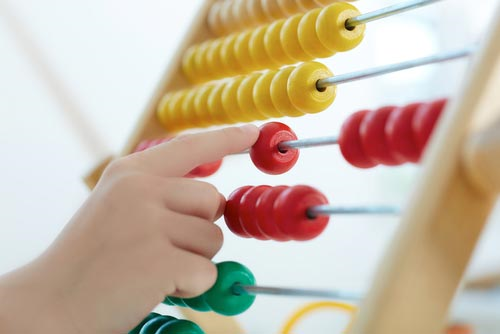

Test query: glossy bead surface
[193,85,214,126]
[234,31,257,72]
[253,70,282,118]
[338,110,377,168]
[274,185,329,241]
[220,34,242,75]
[182,46,198,83]
[180,89,198,127]
[298,8,333,58]
[386,103,422,163]
[206,40,226,79]
[237,72,267,121]
[281,14,314,61]
[139,315,177,334]
[208,83,232,124]
[413,98,447,158]
[204,261,256,316]
[270,66,304,117]
[255,186,291,241]
[129,313,161,334]
[156,320,205,334]
[222,76,251,123]
[265,19,296,64]
[240,185,272,240]
[316,3,365,52]
[360,106,404,166]
[185,159,223,178]
[250,122,299,174]
[168,296,188,307]
[277,0,303,16]
[183,294,211,312]
[225,186,253,238]
[249,25,279,69]
[288,61,336,114]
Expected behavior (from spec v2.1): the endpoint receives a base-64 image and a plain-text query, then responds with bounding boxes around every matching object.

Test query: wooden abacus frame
[85,1,500,333]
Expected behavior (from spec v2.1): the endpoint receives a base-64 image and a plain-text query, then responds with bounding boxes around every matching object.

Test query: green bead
[129,313,161,334]
[183,294,211,312]
[139,315,177,334]
[156,319,205,334]
[168,296,187,307]
[162,297,174,306]
[204,261,256,316]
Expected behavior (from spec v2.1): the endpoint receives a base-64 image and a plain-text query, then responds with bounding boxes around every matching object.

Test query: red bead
[413,98,447,159]
[255,186,291,242]
[385,103,423,163]
[250,122,300,175]
[274,185,329,241]
[224,186,252,238]
[185,159,223,178]
[239,185,271,240]
[338,110,377,168]
[360,106,404,166]
[134,140,151,152]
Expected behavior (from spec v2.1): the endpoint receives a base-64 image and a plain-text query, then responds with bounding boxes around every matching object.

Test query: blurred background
[1,0,500,332]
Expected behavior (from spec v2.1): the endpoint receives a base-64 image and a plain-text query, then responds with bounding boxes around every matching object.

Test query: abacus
[85,0,500,333]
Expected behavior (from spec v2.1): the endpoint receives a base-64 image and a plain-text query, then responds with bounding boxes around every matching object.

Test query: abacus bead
[253,70,283,118]
[157,93,172,127]
[129,313,161,334]
[185,159,223,178]
[182,46,198,83]
[222,76,253,123]
[249,25,279,70]
[220,35,243,75]
[207,83,232,125]
[250,122,300,174]
[237,72,268,121]
[219,0,235,34]
[255,186,291,241]
[316,3,365,52]
[385,103,422,163]
[206,40,227,80]
[204,261,256,316]
[194,42,213,80]
[164,92,188,132]
[270,66,305,117]
[360,106,404,166]
[156,320,205,334]
[225,186,253,238]
[168,296,188,307]
[338,110,377,168]
[181,89,198,128]
[234,31,258,72]
[193,85,214,126]
[208,1,225,36]
[281,14,314,61]
[288,61,336,114]
[240,185,272,240]
[183,294,211,312]
[274,185,330,241]
[162,296,174,305]
[139,316,177,334]
[247,0,268,25]
[297,0,319,10]
[264,19,297,64]
[298,8,334,58]
[413,98,447,157]
[261,0,284,20]
[277,0,303,16]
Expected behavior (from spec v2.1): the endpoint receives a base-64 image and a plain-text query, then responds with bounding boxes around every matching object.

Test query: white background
[1,0,500,333]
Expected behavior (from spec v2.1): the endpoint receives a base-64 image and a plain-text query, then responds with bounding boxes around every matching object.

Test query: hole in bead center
[306,208,317,220]
[315,80,327,92]
[344,19,355,31]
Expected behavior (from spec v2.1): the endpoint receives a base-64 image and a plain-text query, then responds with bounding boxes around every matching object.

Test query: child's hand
[0,125,259,334]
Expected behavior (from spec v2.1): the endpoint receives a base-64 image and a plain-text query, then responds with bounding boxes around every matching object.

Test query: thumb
[134,125,259,177]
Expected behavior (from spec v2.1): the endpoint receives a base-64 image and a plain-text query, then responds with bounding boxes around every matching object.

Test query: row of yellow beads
[208,0,356,37]
[184,2,364,84]
[158,62,336,132]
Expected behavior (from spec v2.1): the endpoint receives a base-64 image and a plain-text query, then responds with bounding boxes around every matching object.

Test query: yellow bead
[298,8,335,58]
[206,39,228,80]
[280,14,315,62]
[218,0,234,35]
[246,0,268,25]
[193,85,214,127]
[270,66,304,117]
[157,93,172,127]
[208,1,225,36]
[208,83,235,125]
[194,42,213,81]
[180,89,199,129]
[277,0,303,16]
[264,19,297,64]
[232,0,250,30]
[261,0,284,20]
[182,46,198,83]
[316,3,365,52]
[237,72,268,121]
[222,76,253,123]
[296,0,318,11]
[220,34,243,76]
[234,30,258,72]
[288,61,336,114]
[163,91,188,131]
[253,70,283,118]
[249,25,279,70]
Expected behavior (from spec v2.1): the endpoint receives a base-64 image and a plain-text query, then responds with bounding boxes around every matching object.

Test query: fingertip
[239,124,260,143]
[214,193,226,221]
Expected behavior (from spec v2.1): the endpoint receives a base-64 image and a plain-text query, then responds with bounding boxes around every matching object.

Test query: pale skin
[0,124,259,334]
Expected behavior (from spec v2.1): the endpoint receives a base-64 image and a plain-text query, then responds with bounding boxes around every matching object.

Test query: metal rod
[307,205,400,217]
[316,47,474,90]
[346,0,443,29]
[278,136,338,151]
[232,284,363,301]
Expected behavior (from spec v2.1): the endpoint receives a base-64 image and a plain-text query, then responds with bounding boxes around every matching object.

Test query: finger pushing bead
[250,122,300,174]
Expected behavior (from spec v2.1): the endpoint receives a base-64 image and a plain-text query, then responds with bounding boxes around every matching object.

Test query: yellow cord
[280,301,357,334]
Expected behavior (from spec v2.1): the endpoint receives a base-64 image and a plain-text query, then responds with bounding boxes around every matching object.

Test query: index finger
[135,124,259,177]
